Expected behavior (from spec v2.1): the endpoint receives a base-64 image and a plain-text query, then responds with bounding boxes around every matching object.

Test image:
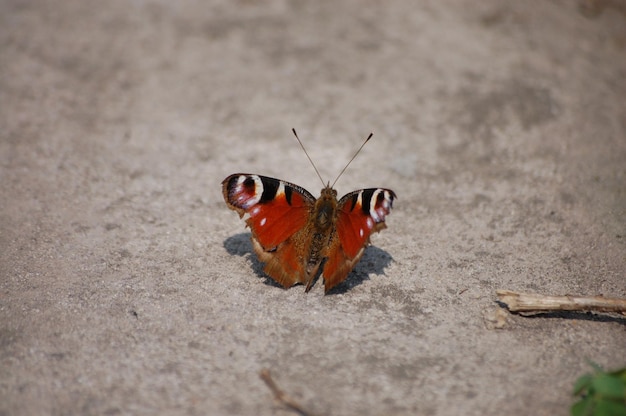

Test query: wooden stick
[259,369,317,416]
[496,290,626,315]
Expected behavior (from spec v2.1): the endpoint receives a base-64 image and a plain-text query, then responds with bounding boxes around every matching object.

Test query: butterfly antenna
[331,132,373,188]
[292,128,326,187]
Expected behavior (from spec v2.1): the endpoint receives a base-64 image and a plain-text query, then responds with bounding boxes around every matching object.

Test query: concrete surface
[1,1,625,415]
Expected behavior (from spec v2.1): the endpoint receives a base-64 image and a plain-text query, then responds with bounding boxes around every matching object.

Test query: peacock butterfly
[222,129,396,293]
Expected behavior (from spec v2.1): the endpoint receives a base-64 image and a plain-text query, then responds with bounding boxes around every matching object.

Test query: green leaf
[609,368,626,383]
[594,400,626,416]
[574,374,594,396]
[592,374,626,400]
[571,397,593,416]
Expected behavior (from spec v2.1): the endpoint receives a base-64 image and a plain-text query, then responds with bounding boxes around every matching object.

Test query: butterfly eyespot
[230,175,264,209]
[359,228,364,238]
[366,189,395,222]
[260,217,267,226]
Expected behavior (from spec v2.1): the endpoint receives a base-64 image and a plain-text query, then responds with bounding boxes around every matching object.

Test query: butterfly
[222,130,396,293]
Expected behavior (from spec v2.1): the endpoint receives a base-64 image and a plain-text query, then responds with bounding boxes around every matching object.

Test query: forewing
[222,174,315,249]
[337,188,395,257]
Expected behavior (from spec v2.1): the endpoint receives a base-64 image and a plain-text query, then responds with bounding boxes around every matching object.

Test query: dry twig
[260,369,317,416]
[496,290,626,316]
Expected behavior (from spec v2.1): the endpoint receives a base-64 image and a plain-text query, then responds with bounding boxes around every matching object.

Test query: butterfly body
[222,173,395,293]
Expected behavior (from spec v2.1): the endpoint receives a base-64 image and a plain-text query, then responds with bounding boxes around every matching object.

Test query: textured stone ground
[1,1,625,415]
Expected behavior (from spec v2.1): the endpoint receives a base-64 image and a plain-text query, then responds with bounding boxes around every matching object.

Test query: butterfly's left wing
[322,188,396,292]
[222,174,316,288]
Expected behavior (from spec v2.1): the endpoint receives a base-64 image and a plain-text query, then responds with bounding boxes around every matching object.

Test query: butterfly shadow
[222,233,283,289]
[325,246,394,295]
[223,233,394,293]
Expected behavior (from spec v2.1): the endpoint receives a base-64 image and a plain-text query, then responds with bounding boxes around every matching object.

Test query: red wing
[322,188,396,292]
[222,174,315,249]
